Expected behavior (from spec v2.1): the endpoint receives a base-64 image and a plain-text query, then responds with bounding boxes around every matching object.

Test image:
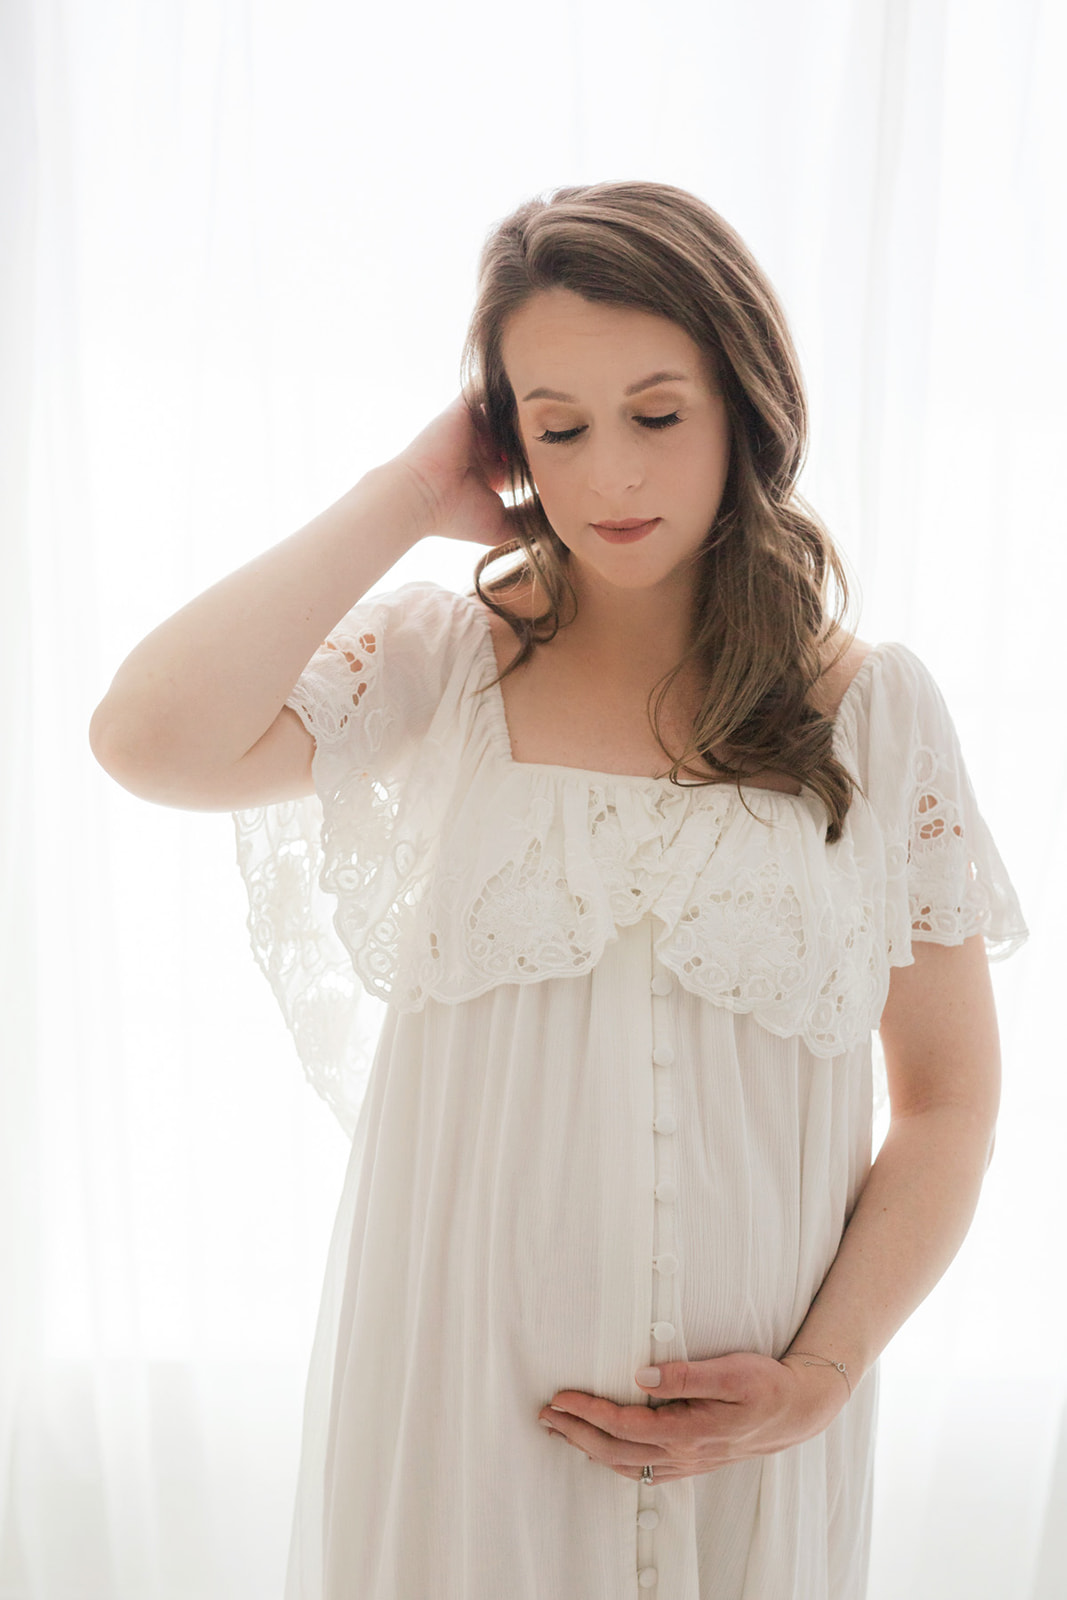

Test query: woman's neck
[535,560,700,684]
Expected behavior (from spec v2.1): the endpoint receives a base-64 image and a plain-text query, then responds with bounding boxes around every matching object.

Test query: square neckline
[462,592,883,793]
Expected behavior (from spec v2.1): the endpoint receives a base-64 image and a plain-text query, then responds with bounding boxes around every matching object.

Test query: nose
[582,429,645,499]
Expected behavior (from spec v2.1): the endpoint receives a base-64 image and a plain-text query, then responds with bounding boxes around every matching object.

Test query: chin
[574,552,676,588]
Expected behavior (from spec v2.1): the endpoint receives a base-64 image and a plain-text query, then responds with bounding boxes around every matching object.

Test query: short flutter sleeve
[846,642,1029,969]
[230,580,474,1138]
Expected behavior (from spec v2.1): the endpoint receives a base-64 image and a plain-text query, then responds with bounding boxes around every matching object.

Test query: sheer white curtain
[2,1,1061,1595]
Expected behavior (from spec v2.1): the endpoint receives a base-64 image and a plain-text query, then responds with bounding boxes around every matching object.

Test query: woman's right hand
[387,393,527,549]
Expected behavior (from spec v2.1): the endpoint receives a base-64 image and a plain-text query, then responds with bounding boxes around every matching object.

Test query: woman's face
[501,287,732,596]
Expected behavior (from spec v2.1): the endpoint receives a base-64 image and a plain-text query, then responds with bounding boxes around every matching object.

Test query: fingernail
[538,1418,557,1430]
[635,1366,661,1387]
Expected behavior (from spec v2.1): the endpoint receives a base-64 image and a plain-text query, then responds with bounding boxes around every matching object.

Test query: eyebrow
[520,370,693,403]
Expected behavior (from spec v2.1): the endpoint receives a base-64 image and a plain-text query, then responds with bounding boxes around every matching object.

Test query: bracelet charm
[782,1350,853,1397]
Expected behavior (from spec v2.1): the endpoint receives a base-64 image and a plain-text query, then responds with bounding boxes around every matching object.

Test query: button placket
[649,965,679,1357]
[636,929,680,1591]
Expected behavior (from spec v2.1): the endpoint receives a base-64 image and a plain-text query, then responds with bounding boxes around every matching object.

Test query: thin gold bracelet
[781,1350,853,1398]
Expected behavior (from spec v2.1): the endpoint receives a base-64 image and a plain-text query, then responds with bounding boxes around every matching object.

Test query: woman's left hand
[537,1352,849,1482]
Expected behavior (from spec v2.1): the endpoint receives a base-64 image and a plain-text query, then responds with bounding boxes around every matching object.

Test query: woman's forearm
[89,463,427,781]
[782,1104,996,1392]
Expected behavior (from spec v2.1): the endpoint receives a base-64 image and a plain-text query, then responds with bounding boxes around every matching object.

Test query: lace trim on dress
[231,583,1029,1135]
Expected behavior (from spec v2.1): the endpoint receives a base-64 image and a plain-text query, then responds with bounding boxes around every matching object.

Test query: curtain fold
[2,1,1060,1595]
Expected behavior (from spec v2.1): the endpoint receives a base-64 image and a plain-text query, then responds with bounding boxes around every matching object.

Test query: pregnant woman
[90,179,1028,1599]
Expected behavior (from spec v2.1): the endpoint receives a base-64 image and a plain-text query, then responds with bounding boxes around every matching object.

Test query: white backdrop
[2,1,1063,1595]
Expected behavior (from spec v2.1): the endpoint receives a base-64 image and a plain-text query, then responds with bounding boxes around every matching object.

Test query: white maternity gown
[231,579,1028,1600]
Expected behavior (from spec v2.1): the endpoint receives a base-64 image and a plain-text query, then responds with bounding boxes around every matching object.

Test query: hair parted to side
[459,179,864,843]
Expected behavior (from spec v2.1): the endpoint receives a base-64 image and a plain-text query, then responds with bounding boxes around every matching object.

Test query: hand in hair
[389,392,526,550]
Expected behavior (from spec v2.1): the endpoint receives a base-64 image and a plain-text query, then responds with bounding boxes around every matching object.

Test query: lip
[591,518,660,544]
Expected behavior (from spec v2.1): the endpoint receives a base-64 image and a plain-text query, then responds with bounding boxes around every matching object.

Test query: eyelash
[534,412,683,445]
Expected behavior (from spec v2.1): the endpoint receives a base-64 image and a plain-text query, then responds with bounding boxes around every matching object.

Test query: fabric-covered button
[637,1508,660,1529]
[653,1113,677,1135]
[652,1321,676,1341]
[639,1566,659,1587]
[654,1253,679,1275]
[650,974,673,996]
[651,1044,675,1066]
[654,1180,677,1203]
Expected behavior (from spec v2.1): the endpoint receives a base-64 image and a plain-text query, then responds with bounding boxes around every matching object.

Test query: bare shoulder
[474,575,874,718]
[475,574,543,664]
[811,632,876,719]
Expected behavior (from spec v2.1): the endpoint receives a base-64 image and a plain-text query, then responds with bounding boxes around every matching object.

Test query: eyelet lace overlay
[285,627,391,751]
[231,582,1029,1135]
[882,742,1026,963]
[232,794,387,1137]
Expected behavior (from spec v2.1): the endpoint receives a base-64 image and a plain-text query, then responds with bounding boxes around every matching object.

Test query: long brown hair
[459,180,863,843]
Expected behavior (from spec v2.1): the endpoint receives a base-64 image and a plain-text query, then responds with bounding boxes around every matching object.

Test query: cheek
[529,460,569,504]
[683,437,729,490]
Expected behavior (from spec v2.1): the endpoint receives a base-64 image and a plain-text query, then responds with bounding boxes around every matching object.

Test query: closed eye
[535,412,683,445]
